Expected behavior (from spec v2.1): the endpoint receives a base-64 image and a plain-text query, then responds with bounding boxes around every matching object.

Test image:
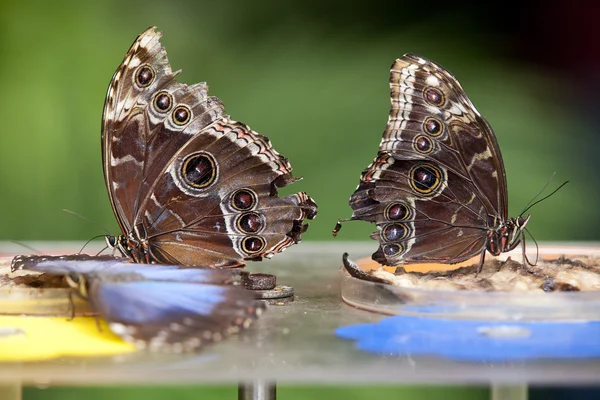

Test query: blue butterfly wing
[11,254,126,274]
[12,254,246,284]
[94,282,229,323]
[90,280,262,352]
[106,265,245,284]
[11,254,262,352]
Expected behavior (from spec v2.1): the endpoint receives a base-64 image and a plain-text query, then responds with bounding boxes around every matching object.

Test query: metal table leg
[238,380,276,400]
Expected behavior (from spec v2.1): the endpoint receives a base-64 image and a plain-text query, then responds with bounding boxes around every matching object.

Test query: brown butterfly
[102,27,317,267]
[9,27,317,352]
[334,54,529,270]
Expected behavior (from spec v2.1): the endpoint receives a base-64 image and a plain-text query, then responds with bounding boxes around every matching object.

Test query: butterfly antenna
[520,181,569,215]
[9,241,41,254]
[519,174,569,216]
[518,172,555,214]
[62,209,112,236]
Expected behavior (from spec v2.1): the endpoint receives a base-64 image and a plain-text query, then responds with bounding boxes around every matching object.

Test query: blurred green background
[1,0,599,398]
[1,0,599,245]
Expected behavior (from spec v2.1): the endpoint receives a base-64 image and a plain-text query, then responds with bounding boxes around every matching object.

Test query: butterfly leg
[65,278,105,332]
[505,230,536,269]
[476,248,487,275]
[93,315,103,333]
[521,234,529,266]
[521,230,540,267]
[94,244,110,257]
[67,289,76,321]
[64,275,85,321]
[519,232,541,278]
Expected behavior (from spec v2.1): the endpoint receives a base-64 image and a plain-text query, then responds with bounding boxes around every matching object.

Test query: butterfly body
[485,215,530,258]
[336,54,529,268]
[102,27,317,267]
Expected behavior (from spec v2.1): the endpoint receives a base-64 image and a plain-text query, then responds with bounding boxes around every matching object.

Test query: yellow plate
[0,316,136,361]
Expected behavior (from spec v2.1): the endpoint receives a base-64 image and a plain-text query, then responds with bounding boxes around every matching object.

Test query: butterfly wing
[102,27,225,236]
[10,254,126,273]
[89,279,262,352]
[11,255,262,352]
[383,54,508,215]
[343,54,508,265]
[103,27,317,266]
[11,254,246,284]
[140,119,317,266]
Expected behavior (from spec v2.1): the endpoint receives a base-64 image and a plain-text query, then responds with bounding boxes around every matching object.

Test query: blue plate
[336,315,600,362]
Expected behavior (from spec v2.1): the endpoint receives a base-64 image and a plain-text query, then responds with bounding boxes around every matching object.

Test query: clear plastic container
[341,245,600,321]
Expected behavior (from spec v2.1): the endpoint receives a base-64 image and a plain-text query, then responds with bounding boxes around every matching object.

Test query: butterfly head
[10,255,28,272]
[488,215,531,256]
[105,234,129,258]
[514,215,531,230]
[105,232,151,264]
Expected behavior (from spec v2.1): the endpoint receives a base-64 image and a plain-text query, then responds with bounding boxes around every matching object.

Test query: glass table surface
[0,241,598,387]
